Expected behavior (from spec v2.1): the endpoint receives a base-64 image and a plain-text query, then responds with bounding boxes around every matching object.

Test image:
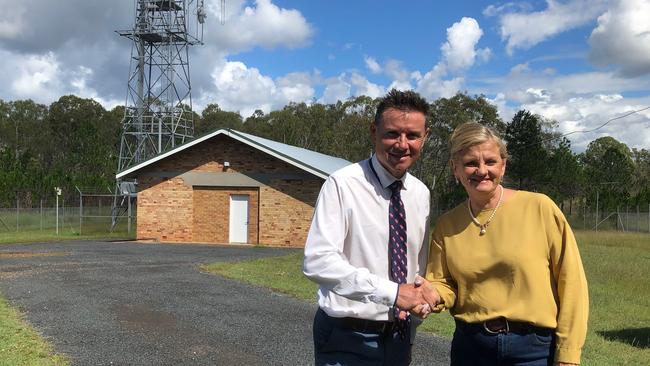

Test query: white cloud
[441,17,490,72]
[199,58,320,117]
[276,72,316,104]
[384,59,411,82]
[521,93,650,151]
[388,80,414,92]
[510,63,531,76]
[483,2,534,17]
[589,0,650,77]
[364,56,382,74]
[11,52,62,101]
[320,76,351,104]
[202,60,278,117]
[69,66,122,109]
[415,64,464,99]
[350,73,384,98]
[206,0,313,53]
[494,0,609,55]
[480,64,650,151]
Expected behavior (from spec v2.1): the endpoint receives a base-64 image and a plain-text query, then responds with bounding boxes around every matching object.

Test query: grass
[0,227,135,245]
[0,225,132,365]
[0,295,68,366]
[202,230,650,365]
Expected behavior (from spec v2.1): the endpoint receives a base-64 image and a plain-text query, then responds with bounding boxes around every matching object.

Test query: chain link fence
[0,188,135,236]
[2,189,648,237]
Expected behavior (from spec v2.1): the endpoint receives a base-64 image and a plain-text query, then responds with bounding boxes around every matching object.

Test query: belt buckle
[483,318,509,334]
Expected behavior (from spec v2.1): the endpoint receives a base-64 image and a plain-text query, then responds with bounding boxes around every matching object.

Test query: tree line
[1,94,648,213]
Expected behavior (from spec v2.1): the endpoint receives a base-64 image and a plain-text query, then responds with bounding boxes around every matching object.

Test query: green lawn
[0,228,135,245]
[0,295,68,366]
[202,230,650,365]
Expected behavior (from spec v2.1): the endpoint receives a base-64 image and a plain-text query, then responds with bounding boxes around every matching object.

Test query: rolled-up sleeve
[303,176,398,306]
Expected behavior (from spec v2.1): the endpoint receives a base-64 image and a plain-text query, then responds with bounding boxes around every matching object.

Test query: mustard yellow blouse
[426,191,588,364]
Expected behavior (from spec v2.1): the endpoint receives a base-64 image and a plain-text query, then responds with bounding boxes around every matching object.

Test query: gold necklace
[467,185,504,235]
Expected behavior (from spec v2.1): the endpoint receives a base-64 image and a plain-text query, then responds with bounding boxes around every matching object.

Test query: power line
[560,106,650,138]
[532,106,650,148]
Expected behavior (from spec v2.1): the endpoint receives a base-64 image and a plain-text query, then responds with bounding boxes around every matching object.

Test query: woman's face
[452,140,506,197]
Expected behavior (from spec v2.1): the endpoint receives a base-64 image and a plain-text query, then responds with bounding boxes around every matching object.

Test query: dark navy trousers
[313,308,412,366]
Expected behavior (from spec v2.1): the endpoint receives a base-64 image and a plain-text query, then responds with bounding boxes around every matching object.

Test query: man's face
[370,108,428,178]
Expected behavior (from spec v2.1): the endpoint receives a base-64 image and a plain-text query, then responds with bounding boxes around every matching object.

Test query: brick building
[116,129,350,247]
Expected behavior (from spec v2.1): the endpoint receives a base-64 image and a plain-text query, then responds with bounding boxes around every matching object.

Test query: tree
[546,137,583,211]
[45,95,114,195]
[419,93,505,211]
[503,110,548,191]
[581,136,635,211]
[195,104,243,136]
[631,148,650,206]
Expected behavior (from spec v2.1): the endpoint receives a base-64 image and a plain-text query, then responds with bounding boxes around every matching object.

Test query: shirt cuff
[554,345,582,364]
[369,278,399,307]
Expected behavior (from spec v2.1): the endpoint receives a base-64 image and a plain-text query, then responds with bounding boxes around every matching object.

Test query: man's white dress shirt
[303,155,431,322]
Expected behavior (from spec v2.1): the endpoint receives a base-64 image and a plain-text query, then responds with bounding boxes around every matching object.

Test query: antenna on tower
[111,0,206,230]
[221,0,226,25]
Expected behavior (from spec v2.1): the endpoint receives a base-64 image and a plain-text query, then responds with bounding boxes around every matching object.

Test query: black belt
[456,317,553,336]
[320,308,396,334]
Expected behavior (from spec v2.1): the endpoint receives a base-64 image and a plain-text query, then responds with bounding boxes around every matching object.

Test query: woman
[425,122,588,366]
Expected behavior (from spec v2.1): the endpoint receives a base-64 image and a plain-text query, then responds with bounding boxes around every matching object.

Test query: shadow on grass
[598,328,650,349]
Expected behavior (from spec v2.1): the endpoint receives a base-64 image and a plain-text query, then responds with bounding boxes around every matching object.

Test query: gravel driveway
[0,240,450,365]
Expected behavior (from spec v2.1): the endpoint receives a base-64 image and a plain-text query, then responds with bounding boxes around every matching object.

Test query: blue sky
[0,0,649,151]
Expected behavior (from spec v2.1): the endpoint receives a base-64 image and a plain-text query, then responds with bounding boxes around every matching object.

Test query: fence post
[583,200,586,230]
[79,189,83,236]
[40,199,43,231]
[595,191,599,231]
[55,187,62,235]
[127,196,132,234]
[16,196,19,232]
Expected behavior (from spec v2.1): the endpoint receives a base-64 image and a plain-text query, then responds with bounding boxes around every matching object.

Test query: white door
[229,195,249,243]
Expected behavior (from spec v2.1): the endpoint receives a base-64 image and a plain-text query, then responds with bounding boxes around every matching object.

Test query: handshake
[396,275,442,319]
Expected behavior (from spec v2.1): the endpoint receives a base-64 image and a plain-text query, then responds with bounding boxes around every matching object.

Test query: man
[303,89,440,366]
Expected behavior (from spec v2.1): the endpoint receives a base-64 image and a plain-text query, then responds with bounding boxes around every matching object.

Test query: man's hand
[395,283,425,311]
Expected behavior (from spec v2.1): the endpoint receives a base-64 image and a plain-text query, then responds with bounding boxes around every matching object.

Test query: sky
[0,0,649,152]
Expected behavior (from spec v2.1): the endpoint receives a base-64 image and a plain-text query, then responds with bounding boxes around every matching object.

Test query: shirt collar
[370,154,409,191]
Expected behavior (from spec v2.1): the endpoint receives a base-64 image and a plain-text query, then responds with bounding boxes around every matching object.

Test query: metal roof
[115,128,352,180]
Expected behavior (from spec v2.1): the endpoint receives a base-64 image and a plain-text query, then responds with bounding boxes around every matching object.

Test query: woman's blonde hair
[449,122,508,162]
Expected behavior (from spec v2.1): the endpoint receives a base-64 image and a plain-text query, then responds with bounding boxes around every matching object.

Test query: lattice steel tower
[112,0,206,228]
[117,0,205,170]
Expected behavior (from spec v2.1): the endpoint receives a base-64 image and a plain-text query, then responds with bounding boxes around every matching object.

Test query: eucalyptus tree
[581,136,635,211]
[196,103,243,136]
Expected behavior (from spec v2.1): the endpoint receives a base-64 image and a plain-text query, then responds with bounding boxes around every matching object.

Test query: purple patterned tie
[388,180,409,339]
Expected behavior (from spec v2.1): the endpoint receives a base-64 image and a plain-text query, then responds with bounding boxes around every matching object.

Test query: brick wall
[137,176,193,242]
[193,187,259,244]
[134,134,323,247]
[260,179,321,247]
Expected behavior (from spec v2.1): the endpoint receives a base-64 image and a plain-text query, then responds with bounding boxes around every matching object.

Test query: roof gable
[116,129,352,180]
